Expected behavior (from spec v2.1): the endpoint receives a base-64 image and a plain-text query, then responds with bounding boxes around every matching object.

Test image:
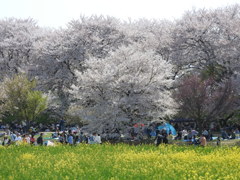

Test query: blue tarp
[149,123,177,136]
[157,123,177,136]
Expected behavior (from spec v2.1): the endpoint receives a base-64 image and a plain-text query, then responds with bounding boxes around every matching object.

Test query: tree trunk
[196,119,204,135]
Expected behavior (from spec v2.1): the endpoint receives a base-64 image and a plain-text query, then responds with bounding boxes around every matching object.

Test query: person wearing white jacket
[93,133,102,144]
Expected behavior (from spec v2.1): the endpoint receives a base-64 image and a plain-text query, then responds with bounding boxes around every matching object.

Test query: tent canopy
[157,123,177,136]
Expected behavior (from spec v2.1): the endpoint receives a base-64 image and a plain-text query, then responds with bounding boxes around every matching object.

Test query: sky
[0,0,239,28]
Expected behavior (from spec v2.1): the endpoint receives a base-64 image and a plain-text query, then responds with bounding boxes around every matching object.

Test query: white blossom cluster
[70,44,177,130]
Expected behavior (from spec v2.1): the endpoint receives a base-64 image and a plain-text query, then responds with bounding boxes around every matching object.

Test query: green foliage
[34,112,57,124]
[25,91,47,121]
[0,74,47,124]
[1,113,18,124]
[64,114,84,126]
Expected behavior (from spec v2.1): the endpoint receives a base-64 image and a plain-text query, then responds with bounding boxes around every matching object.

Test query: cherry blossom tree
[170,5,240,80]
[69,44,177,131]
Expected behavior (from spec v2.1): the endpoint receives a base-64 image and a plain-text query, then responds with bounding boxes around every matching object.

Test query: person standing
[216,136,221,146]
[73,132,79,145]
[67,133,74,145]
[79,132,84,143]
[37,133,44,146]
[162,130,168,144]
[59,120,65,131]
[155,133,163,146]
[62,131,68,144]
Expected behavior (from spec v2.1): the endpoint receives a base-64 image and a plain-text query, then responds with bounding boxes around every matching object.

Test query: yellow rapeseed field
[0,144,239,179]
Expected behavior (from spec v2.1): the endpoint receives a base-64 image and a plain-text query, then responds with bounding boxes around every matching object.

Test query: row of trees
[0,4,240,131]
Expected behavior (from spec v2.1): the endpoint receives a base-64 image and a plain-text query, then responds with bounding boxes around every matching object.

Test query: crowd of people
[0,129,102,146]
[1,131,44,146]
[154,128,208,147]
[0,121,240,147]
[54,131,102,145]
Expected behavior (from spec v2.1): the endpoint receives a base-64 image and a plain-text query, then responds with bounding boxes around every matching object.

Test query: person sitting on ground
[191,129,198,137]
[182,129,188,140]
[230,130,236,139]
[30,134,35,145]
[15,133,22,141]
[234,128,240,139]
[88,134,94,144]
[93,133,102,144]
[191,135,199,145]
[15,133,22,145]
[10,131,17,142]
[175,130,182,140]
[59,133,64,144]
[221,129,229,139]
[92,133,97,144]
[200,134,207,147]
[25,134,31,144]
[187,130,192,140]
[52,132,58,138]
[2,136,10,146]
[22,135,27,144]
